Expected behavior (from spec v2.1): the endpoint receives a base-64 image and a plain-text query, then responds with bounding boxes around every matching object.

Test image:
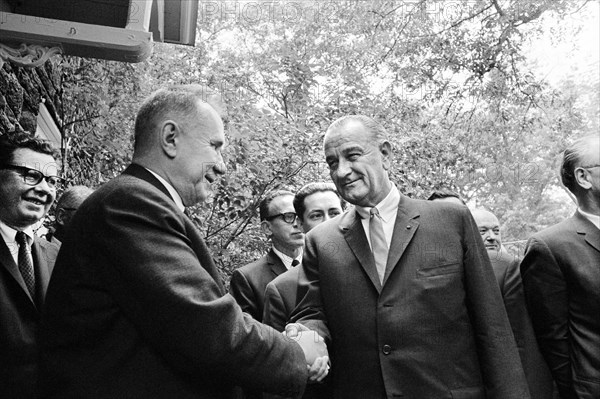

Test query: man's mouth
[23,197,47,206]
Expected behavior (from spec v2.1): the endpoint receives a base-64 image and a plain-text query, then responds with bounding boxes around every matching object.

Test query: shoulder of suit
[530,215,578,242]
[235,253,271,275]
[269,267,299,288]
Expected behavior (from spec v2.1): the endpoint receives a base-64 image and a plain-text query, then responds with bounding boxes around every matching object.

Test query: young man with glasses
[230,190,305,323]
[0,133,61,399]
[521,135,600,399]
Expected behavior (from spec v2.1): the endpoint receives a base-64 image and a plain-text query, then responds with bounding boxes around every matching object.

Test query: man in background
[427,188,466,206]
[45,185,94,245]
[262,182,344,399]
[39,86,327,399]
[0,133,61,399]
[472,208,554,399]
[521,135,600,399]
[263,182,344,332]
[230,190,304,323]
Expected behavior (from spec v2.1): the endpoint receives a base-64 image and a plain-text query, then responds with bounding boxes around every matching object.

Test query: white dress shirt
[354,184,400,250]
[0,220,35,265]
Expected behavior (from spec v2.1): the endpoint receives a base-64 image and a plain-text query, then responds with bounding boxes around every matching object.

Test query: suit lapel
[267,249,288,277]
[574,211,600,253]
[0,235,38,308]
[32,238,55,306]
[343,211,382,293]
[383,196,420,285]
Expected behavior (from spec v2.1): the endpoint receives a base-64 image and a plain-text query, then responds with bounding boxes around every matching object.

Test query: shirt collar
[272,246,303,270]
[578,207,600,230]
[144,167,185,213]
[354,184,400,223]
[0,219,35,245]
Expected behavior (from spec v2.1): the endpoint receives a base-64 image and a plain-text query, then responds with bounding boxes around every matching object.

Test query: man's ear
[261,220,273,238]
[160,120,179,158]
[55,208,66,226]
[380,141,392,170]
[575,167,593,190]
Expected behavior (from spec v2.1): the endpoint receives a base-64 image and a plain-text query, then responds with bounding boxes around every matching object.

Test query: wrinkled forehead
[10,148,59,175]
[324,123,375,153]
[473,211,500,228]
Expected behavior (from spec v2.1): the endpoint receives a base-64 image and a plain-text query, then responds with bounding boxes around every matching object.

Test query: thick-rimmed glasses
[266,212,298,224]
[1,164,64,189]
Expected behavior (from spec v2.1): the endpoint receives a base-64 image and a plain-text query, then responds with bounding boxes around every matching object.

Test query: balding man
[521,135,600,399]
[39,86,327,399]
[46,185,94,245]
[472,208,554,399]
[290,115,529,399]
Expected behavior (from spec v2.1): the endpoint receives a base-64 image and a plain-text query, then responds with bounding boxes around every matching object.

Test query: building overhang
[0,0,199,64]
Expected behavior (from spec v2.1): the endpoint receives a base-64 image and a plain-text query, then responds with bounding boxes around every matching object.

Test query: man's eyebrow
[341,145,363,153]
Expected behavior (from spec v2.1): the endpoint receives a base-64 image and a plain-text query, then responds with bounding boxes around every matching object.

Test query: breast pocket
[417,262,460,278]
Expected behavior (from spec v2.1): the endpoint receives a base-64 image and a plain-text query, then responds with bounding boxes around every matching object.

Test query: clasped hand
[284,323,329,383]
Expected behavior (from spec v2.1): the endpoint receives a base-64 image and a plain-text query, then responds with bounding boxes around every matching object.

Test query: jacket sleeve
[289,235,330,342]
[263,282,289,332]
[461,208,530,399]
[230,268,260,321]
[521,236,574,399]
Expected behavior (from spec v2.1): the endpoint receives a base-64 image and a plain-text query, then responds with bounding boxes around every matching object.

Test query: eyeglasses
[1,164,64,189]
[580,165,600,169]
[266,212,298,224]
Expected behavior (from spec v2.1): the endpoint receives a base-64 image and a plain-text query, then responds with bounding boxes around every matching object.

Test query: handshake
[284,323,329,383]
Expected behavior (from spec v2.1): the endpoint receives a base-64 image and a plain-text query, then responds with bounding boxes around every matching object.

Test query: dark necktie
[369,207,387,283]
[16,231,36,298]
[291,259,300,267]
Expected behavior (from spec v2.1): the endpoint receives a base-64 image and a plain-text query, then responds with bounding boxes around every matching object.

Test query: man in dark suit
[290,115,530,399]
[0,133,61,399]
[38,86,327,399]
[230,190,305,322]
[472,208,554,399]
[262,182,344,399]
[45,185,94,245]
[263,182,344,332]
[521,135,600,399]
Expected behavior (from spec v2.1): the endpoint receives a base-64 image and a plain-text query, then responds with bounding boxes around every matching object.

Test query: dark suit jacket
[263,266,301,332]
[263,266,332,399]
[230,249,288,322]
[0,231,59,399]
[521,211,600,399]
[38,164,307,399]
[292,196,530,399]
[489,248,555,399]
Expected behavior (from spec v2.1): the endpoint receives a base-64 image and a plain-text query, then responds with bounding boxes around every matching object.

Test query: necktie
[369,207,387,283]
[16,231,36,298]
[291,259,300,267]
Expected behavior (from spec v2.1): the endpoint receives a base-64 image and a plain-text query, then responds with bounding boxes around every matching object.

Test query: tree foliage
[58,0,597,278]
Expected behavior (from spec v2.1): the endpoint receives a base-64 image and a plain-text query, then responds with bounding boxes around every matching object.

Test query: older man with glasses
[0,133,61,399]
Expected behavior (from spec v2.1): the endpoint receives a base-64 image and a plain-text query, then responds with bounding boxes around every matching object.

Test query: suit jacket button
[382,344,392,355]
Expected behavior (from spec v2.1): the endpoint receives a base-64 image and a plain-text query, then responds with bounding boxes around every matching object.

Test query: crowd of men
[0,85,598,399]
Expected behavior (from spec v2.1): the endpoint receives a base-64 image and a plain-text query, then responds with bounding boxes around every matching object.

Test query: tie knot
[370,207,380,218]
[16,231,28,245]
[291,259,300,267]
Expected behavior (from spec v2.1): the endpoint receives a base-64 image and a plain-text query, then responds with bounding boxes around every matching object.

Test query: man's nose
[213,154,226,175]
[337,158,352,176]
